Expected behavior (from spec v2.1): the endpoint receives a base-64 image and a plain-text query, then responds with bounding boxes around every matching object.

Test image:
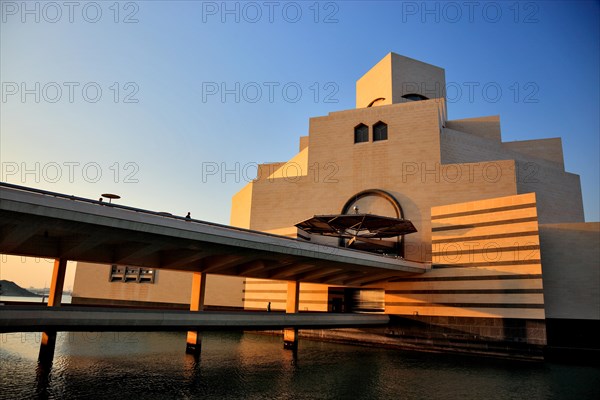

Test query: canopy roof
[295,214,417,239]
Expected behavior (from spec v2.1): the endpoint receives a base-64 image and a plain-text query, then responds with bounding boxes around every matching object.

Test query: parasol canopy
[295,213,417,239]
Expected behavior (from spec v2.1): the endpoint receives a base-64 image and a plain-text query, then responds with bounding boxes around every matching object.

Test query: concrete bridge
[0,306,389,333]
[0,182,427,357]
[0,182,426,285]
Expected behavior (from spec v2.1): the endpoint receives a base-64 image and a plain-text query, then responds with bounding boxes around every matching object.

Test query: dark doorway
[328,287,384,313]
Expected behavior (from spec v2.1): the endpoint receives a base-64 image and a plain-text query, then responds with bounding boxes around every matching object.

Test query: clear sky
[1,0,598,289]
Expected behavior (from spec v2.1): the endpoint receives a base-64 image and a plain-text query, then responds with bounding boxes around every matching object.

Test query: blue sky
[1,1,599,287]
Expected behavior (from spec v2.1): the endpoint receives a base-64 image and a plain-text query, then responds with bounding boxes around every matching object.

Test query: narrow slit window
[401,93,429,101]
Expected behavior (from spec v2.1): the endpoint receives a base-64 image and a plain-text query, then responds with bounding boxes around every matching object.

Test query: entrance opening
[328,287,384,313]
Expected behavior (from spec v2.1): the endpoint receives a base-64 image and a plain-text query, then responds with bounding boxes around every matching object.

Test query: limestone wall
[440,127,584,223]
[539,222,600,320]
[72,263,243,308]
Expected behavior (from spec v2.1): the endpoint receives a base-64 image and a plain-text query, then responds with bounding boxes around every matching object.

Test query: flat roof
[0,183,428,286]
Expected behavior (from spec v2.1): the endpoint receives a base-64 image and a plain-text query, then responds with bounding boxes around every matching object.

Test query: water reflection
[35,360,52,399]
[1,331,599,399]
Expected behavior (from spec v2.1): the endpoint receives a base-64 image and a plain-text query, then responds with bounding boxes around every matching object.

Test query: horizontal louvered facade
[386,193,544,319]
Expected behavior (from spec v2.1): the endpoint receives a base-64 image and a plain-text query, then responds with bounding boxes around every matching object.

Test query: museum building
[72,53,599,359]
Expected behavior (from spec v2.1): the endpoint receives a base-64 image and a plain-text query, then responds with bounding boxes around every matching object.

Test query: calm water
[0,294,72,304]
[1,297,598,399]
[1,328,599,400]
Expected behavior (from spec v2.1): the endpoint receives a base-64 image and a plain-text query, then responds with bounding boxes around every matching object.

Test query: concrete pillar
[38,332,58,365]
[283,281,300,350]
[47,258,67,307]
[186,272,206,355]
[39,258,67,364]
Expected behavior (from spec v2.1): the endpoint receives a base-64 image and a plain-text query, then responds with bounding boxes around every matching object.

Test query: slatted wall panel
[386,193,545,319]
[243,279,329,312]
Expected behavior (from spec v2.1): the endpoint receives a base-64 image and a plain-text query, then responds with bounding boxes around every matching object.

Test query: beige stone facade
[72,53,598,353]
[73,264,243,309]
[539,222,600,320]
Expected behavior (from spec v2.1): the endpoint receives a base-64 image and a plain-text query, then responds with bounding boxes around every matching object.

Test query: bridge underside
[0,184,427,286]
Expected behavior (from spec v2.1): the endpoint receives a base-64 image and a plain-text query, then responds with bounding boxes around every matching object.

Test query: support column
[47,258,67,306]
[283,280,300,350]
[39,258,67,364]
[186,272,206,356]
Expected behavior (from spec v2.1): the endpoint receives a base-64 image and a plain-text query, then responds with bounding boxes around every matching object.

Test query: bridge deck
[0,183,428,286]
[0,306,389,333]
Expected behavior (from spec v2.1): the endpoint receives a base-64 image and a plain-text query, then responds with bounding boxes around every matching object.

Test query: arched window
[354,123,368,143]
[401,93,429,101]
[373,121,388,141]
[341,189,407,257]
[367,97,386,107]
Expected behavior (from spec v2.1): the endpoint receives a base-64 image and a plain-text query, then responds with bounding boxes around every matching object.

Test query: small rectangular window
[109,265,156,283]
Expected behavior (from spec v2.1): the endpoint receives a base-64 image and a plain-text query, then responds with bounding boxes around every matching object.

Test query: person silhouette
[267,302,271,312]
[185,212,191,220]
